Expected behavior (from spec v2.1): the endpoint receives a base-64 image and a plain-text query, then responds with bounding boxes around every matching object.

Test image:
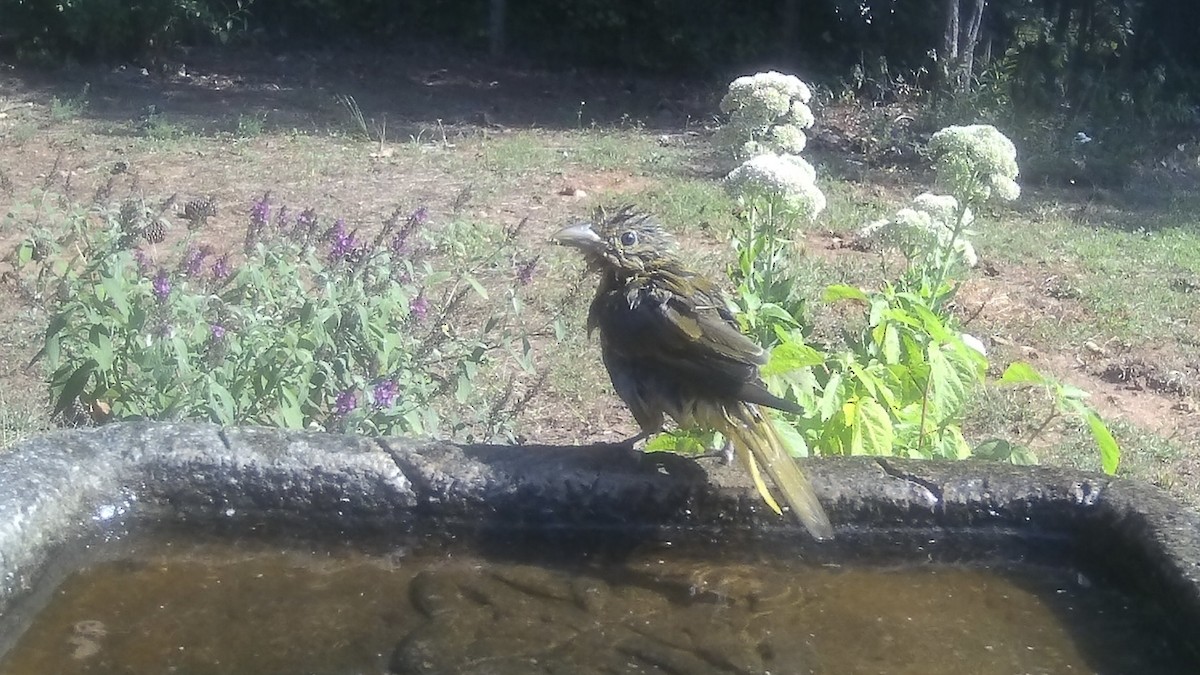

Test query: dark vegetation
[4,0,1197,185]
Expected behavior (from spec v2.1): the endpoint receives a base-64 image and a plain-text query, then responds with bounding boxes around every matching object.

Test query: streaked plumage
[553,206,833,540]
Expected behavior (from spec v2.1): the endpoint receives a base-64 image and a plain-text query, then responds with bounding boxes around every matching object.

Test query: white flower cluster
[724,153,827,221]
[858,192,978,267]
[715,71,815,161]
[928,124,1021,203]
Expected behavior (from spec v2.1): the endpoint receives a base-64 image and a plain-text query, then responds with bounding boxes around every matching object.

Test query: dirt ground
[2,46,1199,501]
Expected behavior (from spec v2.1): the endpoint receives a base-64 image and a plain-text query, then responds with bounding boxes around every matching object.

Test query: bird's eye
[619,230,638,246]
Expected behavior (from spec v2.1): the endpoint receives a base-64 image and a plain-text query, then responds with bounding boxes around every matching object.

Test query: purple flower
[410,294,429,322]
[516,257,539,286]
[180,245,213,277]
[133,248,151,276]
[211,253,232,281]
[151,269,171,301]
[296,208,318,236]
[210,323,226,340]
[333,389,358,416]
[274,205,291,232]
[250,193,271,229]
[372,379,399,409]
[410,206,429,227]
[390,231,411,258]
[327,218,360,262]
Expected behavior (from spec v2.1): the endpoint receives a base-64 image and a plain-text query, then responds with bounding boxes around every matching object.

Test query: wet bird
[552,207,834,540]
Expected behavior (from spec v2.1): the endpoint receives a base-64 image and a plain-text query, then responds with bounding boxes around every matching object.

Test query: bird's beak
[551,222,602,250]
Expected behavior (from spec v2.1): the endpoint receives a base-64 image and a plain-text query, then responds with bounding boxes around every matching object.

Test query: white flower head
[786,100,815,129]
[912,192,973,230]
[724,153,825,221]
[928,124,1021,203]
[857,192,978,267]
[768,124,808,154]
[717,71,816,162]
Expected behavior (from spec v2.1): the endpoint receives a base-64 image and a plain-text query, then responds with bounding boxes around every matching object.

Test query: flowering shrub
[714,71,816,162]
[929,124,1021,203]
[721,153,825,346]
[17,194,538,440]
[657,107,1119,472]
[724,153,826,220]
[859,192,978,270]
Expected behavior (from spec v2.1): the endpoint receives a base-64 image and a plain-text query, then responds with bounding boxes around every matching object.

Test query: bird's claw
[696,439,735,465]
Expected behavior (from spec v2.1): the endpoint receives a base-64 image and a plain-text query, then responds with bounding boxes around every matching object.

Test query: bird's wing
[601,271,764,387]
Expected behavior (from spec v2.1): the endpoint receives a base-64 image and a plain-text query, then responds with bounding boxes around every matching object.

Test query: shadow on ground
[3,44,718,139]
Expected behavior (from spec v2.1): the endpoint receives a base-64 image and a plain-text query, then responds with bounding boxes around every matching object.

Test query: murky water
[0,528,1191,674]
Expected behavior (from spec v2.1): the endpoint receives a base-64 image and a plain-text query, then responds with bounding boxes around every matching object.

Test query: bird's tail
[722,404,834,540]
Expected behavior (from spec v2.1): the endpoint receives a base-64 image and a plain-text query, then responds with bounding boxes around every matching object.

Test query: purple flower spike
[390,231,411,258]
[327,218,360,262]
[372,379,399,410]
[275,205,291,232]
[210,323,227,340]
[250,193,271,229]
[411,206,429,226]
[333,389,358,416]
[181,245,213,277]
[211,253,232,281]
[296,208,318,235]
[410,294,430,322]
[133,248,151,276]
[151,269,171,301]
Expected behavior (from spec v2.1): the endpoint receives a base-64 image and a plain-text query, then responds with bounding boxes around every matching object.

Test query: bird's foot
[696,439,735,465]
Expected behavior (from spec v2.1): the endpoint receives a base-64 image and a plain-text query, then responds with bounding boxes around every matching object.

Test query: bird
[552,206,834,540]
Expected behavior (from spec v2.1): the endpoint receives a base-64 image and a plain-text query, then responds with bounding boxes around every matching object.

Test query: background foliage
[3,0,1198,114]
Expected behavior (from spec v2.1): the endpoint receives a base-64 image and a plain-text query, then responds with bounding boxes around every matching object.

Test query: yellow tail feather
[724,405,834,540]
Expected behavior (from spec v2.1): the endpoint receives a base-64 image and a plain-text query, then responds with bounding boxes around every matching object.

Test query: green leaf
[763,341,824,376]
[91,329,115,371]
[927,345,968,421]
[278,387,305,428]
[1010,444,1039,465]
[816,371,845,422]
[463,274,489,299]
[881,323,901,363]
[999,362,1048,385]
[854,396,894,456]
[101,273,130,318]
[16,240,34,266]
[207,381,237,424]
[930,426,971,460]
[1085,411,1121,475]
[756,302,800,328]
[644,430,710,455]
[53,359,97,416]
[974,438,1015,461]
[822,284,869,303]
[771,417,809,457]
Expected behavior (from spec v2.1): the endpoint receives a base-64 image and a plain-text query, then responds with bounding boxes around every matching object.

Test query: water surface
[0,529,1189,674]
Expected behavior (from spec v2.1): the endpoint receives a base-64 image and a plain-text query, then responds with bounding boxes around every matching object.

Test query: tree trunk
[959,0,985,88]
[941,0,960,90]
[943,0,987,91]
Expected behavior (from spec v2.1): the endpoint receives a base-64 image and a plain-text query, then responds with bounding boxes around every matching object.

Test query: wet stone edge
[0,422,1197,656]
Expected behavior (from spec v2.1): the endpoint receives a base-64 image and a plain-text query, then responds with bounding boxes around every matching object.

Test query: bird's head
[551,206,676,274]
